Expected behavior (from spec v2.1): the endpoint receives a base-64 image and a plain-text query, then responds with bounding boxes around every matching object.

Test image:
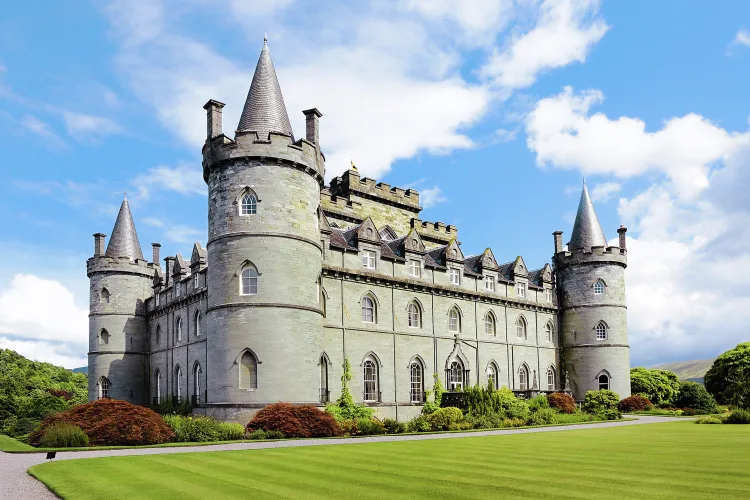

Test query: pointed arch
[97,376,111,399]
[361,351,383,368]
[100,288,110,304]
[406,300,422,329]
[483,310,497,336]
[595,320,608,340]
[516,315,528,340]
[154,368,162,402]
[593,278,607,295]
[175,316,182,343]
[194,310,202,337]
[236,261,259,296]
[361,292,378,323]
[99,328,110,345]
[193,361,202,404]
[518,362,530,391]
[408,356,425,403]
[546,365,557,391]
[362,352,380,402]
[448,305,462,333]
[486,360,499,389]
[239,349,258,390]
[173,365,183,401]
[236,187,259,215]
[545,320,554,343]
[595,369,611,390]
[319,352,330,402]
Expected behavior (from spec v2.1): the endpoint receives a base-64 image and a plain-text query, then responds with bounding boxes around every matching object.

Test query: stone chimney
[93,233,106,257]
[203,99,225,140]
[164,256,175,287]
[553,231,563,254]
[617,226,628,251]
[303,108,322,147]
[152,243,161,266]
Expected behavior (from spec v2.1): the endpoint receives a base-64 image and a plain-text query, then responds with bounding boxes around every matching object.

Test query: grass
[0,434,36,452]
[29,421,750,500]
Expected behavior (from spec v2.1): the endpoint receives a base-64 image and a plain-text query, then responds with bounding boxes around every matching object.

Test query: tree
[673,381,718,413]
[629,367,680,406]
[705,342,750,408]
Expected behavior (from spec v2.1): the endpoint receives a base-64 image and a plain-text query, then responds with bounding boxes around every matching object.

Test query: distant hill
[653,359,715,380]
[72,366,88,374]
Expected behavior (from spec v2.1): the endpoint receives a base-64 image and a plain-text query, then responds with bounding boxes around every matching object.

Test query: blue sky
[1,0,749,369]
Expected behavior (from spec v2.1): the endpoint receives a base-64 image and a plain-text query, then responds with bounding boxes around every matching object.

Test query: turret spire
[568,182,608,250]
[237,36,294,139]
[105,196,144,260]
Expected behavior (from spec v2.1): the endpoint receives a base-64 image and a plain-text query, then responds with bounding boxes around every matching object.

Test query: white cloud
[404,0,514,45]
[590,182,620,202]
[731,28,750,48]
[420,186,447,208]
[62,111,121,142]
[481,0,608,88]
[164,225,205,245]
[19,114,68,150]
[132,163,206,199]
[495,128,518,144]
[0,337,86,369]
[525,86,748,199]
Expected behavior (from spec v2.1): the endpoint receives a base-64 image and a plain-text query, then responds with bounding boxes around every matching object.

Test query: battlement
[554,245,627,269]
[410,218,458,244]
[328,169,421,211]
[87,255,156,278]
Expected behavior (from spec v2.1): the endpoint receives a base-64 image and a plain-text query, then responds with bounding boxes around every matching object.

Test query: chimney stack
[93,233,106,257]
[302,108,322,147]
[152,243,161,265]
[553,231,563,254]
[617,226,628,251]
[164,256,175,287]
[203,99,225,140]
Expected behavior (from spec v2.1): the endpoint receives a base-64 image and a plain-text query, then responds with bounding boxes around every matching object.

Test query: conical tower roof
[237,36,294,139]
[105,195,144,260]
[568,182,608,250]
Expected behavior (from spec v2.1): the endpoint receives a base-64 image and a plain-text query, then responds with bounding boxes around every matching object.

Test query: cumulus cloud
[62,111,121,142]
[132,163,206,199]
[731,28,750,49]
[420,186,448,208]
[143,217,205,245]
[0,337,87,369]
[590,182,621,202]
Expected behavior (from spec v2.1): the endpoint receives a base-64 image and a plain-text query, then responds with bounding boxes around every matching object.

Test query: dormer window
[175,283,180,298]
[449,268,460,285]
[194,273,199,289]
[484,276,495,291]
[409,260,421,278]
[362,250,376,270]
[517,282,526,298]
[546,289,552,302]
[241,194,257,215]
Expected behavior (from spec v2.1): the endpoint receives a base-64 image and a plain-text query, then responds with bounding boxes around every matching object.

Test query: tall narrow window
[409,260,421,278]
[545,322,553,343]
[175,282,181,298]
[594,279,606,295]
[598,374,609,390]
[320,356,329,403]
[155,293,160,306]
[241,266,258,295]
[596,321,607,340]
[484,312,496,336]
[175,317,182,343]
[519,365,529,391]
[363,359,379,402]
[101,288,110,304]
[517,282,526,298]
[99,329,110,345]
[410,361,423,403]
[449,308,460,332]
[155,325,161,344]
[194,273,199,289]
[407,302,421,328]
[194,363,202,404]
[155,369,162,402]
[99,377,110,399]
[449,268,460,285]
[195,311,201,337]
[239,351,258,389]
[546,289,552,302]
[516,316,527,340]
[487,363,498,390]
[241,194,257,215]
[547,367,556,391]
[448,360,464,391]
[485,276,495,291]
[361,250,376,270]
[174,366,182,401]
[362,296,375,323]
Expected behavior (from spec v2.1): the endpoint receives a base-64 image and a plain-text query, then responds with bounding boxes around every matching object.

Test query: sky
[0,0,749,369]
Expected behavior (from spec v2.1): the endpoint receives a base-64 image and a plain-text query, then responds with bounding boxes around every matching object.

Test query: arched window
[175,317,182,343]
[240,266,258,295]
[448,360,464,391]
[598,373,609,390]
[155,325,161,344]
[519,365,529,391]
[98,376,110,399]
[319,355,329,402]
[516,316,527,340]
[194,363,202,404]
[241,193,257,215]
[449,307,461,332]
[407,302,421,328]
[487,363,498,390]
[362,296,375,323]
[154,369,162,402]
[594,279,606,295]
[194,311,201,337]
[410,360,424,403]
[101,288,110,304]
[320,289,327,318]
[545,322,553,343]
[363,358,379,402]
[484,312,496,336]
[99,329,110,345]
[239,351,258,390]
[596,321,607,340]
[547,367,556,391]
[174,365,182,402]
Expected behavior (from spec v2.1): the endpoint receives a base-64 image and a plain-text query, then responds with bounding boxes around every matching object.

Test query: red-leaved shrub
[30,399,174,446]
[246,403,343,438]
[46,388,73,400]
[547,392,576,414]
[618,395,653,412]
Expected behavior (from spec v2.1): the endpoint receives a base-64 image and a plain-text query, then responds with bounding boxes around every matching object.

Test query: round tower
[202,38,325,420]
[87,197,153,404]
[553,183,630,400]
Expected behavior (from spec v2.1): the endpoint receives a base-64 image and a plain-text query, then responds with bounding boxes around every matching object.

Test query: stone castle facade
[87,39,631,423]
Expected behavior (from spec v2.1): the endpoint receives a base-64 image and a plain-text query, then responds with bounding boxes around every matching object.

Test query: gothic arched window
[194,311,201,337]
[240,265,258,295]
[407,302,421,328]
[362,296,375,323]
[484,312,496,336]
[363,357,379,402]
[194,363,202,404]
[449,307,461,332]
[241,193,257,215]
[98,376,110,399]
[99,329,110,345]
[175,317,182,343]
[239,351,258,390]
[547,366,556,391]
[545,322,553,343]
[519,365,529,391]
[516,316,527,340]
[594,279,606,295]
[410,360,424,403]
[448,360,464,391]
[487,363,499,390]
[596,321,607,340]
[174,365,182,401]
[154,369,162,402]
[598,373,610,390]
[101,288,110,304]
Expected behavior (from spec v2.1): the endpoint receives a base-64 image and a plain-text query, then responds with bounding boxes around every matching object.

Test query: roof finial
[351,160,357,171]
[264,32,268,45]
[582,176,586,185]
[123,191,127,200]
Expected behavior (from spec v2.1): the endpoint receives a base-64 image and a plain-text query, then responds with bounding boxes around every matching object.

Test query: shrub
[725,409,750,424]
[674,381,719,414]
[444,386,529,420]
[356,418,386,436]
[325,359,375,421]
[265,430,285,439]
[547,393,576,414]
[619,395,653,412]
[705,342,750,408]
[582,390,620,415]
[695,416,723,424]
[554,413,595,424]
[502,417,527,427]
[246,429,268,440]
[39,423,89,448]
[247,403,342,438]
[338,420,358,436]
[528,394,550,412]
[164,415,243,442]
[529,408,558,426]
[420,402,440,415]
[427,407,463,431]
[595,408,622,421]
[406,415,432,433]
[383,418,405,434]
[447,421,473,431]
[630,367,681,406]
[29,399,174,447]
[464,413,504,429]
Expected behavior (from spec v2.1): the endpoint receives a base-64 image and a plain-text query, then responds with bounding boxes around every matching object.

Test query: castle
[87,39,631,423]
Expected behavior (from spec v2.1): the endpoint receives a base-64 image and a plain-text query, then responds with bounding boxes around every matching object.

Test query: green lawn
[29,422,750,500]
[0,434,36,452]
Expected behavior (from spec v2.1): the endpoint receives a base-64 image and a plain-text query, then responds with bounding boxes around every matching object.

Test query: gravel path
[1,415,685,499]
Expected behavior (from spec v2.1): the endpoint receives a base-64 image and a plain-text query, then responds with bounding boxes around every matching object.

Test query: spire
[105,195,144,260]
[568,182,608,250]
[237,36,294,139]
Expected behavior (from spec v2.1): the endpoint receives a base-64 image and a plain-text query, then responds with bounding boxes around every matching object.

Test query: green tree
[630,367,680,406]
[673,381,718,413]
[705,342,750,408]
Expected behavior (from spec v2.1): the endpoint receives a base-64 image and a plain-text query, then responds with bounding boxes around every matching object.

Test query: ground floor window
[598,374,609,390]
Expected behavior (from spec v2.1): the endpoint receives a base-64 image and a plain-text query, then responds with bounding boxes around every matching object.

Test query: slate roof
[527,268,544,290]
[569,182,608,250]
[497,261,515,282]
[105,196,144,261]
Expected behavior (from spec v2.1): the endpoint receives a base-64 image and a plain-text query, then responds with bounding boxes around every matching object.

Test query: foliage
[248,403,343,438]
[464,413,505,429]
[630,367,681,406]
[529,408,558,426]
[325,359,374,421]
[582,390,620,415]
[443,385,529,420]
[705,342,750,408]
[502,417,527,427]
[246,429,285,440]
[163,415,244,442]
[426,407,464,431]
[595,408,622,421]
[406,415,432,433]
[553,413,596,424]
[695,416,723,424]
[382,418,406,434]
[420,402,440,415]
[725,409,750,424]
[355,418,386,435]
[0,349,88,438]
[619,395,653,412]
[433,374,444,406]
[39,423,89,448]
[547,392,576,414]
[151,399,192,416]
[29,399,173,447]
[673,382,718,413]
[528,394,550,412]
